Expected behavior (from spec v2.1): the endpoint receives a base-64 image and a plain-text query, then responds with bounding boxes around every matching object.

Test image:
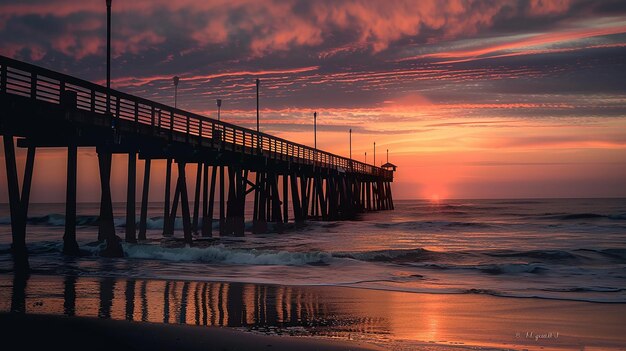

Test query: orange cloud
[105,66,320,87]
[399,23,626,63]
[0,0,577,59]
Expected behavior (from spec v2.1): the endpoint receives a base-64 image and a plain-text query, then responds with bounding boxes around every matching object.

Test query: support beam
[253,172,260,229]
[165,178,181,237]
[200,163,210,237]
[366,181,371,211]
[282,174,288,223]
[312,174,318,218]
[63,144,79,255]
[253,171,267,233]
[178,161,193,244]
[21,146,35,220]
[230,168,247,236]
[125,152,137,243]
[192,163,202,233]
[98,150,122,257]
[162,158,172,236]
[3,135,28,269]
[138,158,151,240]
[97,151,115,242]
[316,175,327,220]
[203,165,217,237]
[300,176,310,220]
[270,172,282,224]
[219,166,225,236]
[226,166,237,235]
[290,174,302,223]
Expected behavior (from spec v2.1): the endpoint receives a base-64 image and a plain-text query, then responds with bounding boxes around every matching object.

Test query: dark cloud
[0,0,624,127]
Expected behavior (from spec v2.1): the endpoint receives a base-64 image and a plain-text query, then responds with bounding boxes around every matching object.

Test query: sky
[1,0,625,201]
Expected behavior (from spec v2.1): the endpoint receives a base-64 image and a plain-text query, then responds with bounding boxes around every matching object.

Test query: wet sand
[0,313,383,351]
[1,274,625,350]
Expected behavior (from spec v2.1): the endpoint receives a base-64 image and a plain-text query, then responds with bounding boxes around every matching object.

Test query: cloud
[0,0,588,61]
[397,22,626,63]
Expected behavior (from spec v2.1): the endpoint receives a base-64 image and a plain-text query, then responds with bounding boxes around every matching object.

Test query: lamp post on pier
[216,99,222,121]
[256,79,260,149]
[106,0,112,123]
[256,79,260,132]
[314,112,317,150]
[349,129,352,160]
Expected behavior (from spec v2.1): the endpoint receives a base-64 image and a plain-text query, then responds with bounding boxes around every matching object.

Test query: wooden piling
[97,150,115,241]
[125,152,137,243]
[300,175,310,220]
[97,149,122,257]
[219,166,225,236]
[226,166,237,235]
[138,158,151,240]
[270,172,282,223]
[282,174,288,223]
[253,171,268,233]
[162,158,172,236]
[177,161,192,244]
[290,174,302,223]
[233,169,247,236]
[2,135,27,258]
[200,163,210,237]
[192,163,202,233]
[63,144,79,255]
[203,165,217,237]
[166,178,181,237]
[21,146,35,221]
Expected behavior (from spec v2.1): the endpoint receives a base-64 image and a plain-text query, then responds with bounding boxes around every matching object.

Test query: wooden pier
[0,55,395,262]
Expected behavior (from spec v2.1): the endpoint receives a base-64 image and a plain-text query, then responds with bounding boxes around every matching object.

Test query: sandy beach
[0,313,385,351]
[1,274,625,351]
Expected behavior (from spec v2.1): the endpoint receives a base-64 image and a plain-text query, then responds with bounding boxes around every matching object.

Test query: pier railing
[0,55,392,180]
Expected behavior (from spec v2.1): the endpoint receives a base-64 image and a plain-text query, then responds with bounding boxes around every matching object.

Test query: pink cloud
[399,23,626,63]
[113,31,165,57]
[0,0,578,58]
[106,66,320,88]
[528,0,572,16]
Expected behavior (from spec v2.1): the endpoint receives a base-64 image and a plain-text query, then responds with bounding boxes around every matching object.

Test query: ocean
[1,198,625,303]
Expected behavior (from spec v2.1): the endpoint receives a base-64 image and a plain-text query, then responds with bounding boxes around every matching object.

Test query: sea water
[1,198,625,303]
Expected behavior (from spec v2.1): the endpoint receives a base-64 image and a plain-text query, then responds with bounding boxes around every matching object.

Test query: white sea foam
[122,243,332,266]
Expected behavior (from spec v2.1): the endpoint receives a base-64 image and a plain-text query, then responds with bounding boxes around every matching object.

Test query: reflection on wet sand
[0,274,390,338]
[2,274,626,351]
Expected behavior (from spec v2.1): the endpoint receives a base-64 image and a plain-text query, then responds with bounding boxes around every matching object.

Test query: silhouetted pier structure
[0,55,395,260]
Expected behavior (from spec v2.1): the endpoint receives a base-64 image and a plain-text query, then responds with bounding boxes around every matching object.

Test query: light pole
[173,76,180,108]
[374,142,376,167]
[314,112,317,150]
[365,152,367,164]
[216,99,222,121]
[313,111,317,163]
[387,149,389,163]
[106,0,112,119]
[349,129,352,160]
[256,78,260,133]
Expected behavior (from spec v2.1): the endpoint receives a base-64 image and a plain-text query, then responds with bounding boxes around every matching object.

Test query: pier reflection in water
[0,274,390,339]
